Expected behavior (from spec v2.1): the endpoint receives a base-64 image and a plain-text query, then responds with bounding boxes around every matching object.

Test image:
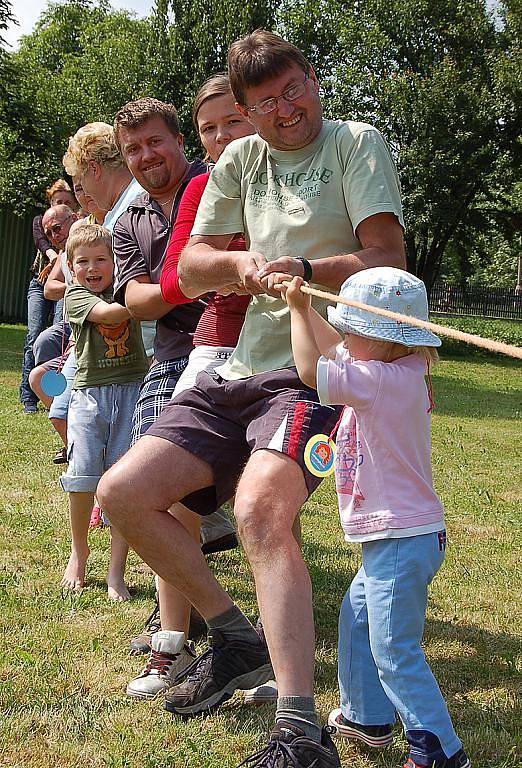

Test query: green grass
[0,323,521,768]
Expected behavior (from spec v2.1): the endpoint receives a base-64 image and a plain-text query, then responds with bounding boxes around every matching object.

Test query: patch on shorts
[304,434,336,477]
[438,530,447,551]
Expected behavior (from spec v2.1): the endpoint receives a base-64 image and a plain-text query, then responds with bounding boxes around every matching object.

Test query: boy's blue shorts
[60,382,141,494]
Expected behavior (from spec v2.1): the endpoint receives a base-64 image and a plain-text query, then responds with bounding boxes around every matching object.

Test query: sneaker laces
[177,645,214,684]
[143,648,178,677]
[237,739,301,767]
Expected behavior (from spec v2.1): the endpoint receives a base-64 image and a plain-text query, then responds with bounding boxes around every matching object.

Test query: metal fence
[429,282,522,321]
[0,209,37,324]
[1,208,521,324]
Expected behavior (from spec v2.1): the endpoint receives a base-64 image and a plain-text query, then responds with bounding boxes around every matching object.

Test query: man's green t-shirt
[192,119,404,380]
[65,284,148,388]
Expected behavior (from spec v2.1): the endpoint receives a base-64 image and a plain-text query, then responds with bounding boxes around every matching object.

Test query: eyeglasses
[245,73,310,115]
[44,215,73,238]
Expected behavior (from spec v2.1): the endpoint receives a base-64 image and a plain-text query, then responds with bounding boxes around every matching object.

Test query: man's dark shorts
[146,367,342,514]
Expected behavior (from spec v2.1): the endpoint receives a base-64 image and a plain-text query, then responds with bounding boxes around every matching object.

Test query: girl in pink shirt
[282,267,469,768]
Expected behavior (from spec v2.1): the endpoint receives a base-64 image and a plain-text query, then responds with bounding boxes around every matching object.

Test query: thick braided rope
[291,283,522,360]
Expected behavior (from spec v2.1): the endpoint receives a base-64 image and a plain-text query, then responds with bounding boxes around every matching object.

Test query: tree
[0,0,16,47]
[0,0,151,210]
[0,0,17,104]
[156,0,281,155]
[278,0,522,290]
[0,0,282,209]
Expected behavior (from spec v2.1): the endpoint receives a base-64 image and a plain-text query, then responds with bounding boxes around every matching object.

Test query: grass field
[0,323,521,768]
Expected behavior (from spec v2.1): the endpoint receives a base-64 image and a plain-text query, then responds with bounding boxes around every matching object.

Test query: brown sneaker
[236,721,341,767]
[164,628,273,715]
[129,600,161,655]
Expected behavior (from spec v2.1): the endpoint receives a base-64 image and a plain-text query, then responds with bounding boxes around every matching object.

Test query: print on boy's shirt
[335,420,365,509]
[95,320,130,359]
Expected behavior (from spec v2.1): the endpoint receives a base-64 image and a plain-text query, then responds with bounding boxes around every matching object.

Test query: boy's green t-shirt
[65,284,148,388]
[192,119,404,380]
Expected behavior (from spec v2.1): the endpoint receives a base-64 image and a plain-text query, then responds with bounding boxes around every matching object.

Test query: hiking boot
[328,708,393,747]
[236,721,340,767]
[243,679,278,705]
[164,627,273,715]
[404,750,471,768]
[129,600,161,655]
[126,631,196,699]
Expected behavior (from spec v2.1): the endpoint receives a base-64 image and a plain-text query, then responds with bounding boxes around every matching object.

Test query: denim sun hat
[327,267,441,347]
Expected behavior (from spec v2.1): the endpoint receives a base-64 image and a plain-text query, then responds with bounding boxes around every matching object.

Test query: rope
[285,282,522,360]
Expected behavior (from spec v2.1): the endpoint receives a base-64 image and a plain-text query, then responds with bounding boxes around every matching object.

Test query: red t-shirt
[160,172,250,348]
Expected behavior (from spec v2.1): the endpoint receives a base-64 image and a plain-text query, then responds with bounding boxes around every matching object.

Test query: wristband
[296,257,313,283]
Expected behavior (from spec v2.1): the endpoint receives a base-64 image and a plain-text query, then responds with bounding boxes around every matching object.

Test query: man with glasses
[99,30,405,768]
[43,209,76,240]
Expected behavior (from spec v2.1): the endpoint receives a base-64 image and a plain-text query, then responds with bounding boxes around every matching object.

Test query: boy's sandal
[53,447,68,465]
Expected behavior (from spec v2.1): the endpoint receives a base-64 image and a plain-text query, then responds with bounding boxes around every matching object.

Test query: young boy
[60,223,148,600]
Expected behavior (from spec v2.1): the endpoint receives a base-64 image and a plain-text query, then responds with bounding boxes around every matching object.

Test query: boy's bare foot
[61,548,89,590]
[107,578,131,602]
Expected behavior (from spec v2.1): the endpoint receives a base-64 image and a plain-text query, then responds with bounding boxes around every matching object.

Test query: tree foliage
[0,0,151,209]
[149,0,280,155]
[0,0,519,287]
[278,0,521,288]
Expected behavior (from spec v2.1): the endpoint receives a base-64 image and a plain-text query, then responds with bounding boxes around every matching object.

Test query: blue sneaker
[404,749,471,768]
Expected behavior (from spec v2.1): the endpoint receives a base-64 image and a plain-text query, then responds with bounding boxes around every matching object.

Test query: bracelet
[296,257,313,283]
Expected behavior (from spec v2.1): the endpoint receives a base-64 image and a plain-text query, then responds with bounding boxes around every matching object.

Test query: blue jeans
[33,322,71,366]
[338,532,462,764]
[19,278,63,405]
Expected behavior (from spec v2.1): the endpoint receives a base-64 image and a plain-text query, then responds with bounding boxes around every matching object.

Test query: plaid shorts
[131,356,189,445]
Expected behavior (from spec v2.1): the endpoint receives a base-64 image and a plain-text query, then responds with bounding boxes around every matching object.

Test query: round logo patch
[304,434,336,478]
[41,370,68,397]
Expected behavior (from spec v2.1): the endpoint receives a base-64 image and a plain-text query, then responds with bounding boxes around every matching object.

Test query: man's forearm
[178,243,242,298]
[310,245,406,291]
[44,279,66,301]
[125,281,173,321]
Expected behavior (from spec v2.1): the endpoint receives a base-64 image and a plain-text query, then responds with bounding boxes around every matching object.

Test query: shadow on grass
[433,372,521,419]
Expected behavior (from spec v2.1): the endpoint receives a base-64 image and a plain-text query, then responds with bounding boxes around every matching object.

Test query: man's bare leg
[101,436,274,714]
[233,450,313,698]
[125,501,201,700]
[97,435,233,619]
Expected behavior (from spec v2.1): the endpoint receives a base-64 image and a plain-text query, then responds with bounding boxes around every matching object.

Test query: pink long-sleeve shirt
[317,348,444,542]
